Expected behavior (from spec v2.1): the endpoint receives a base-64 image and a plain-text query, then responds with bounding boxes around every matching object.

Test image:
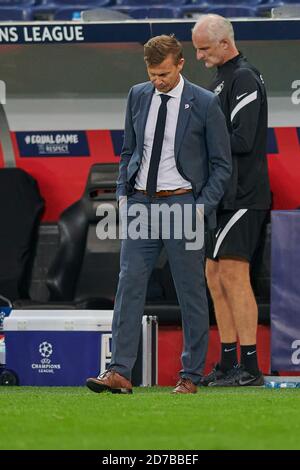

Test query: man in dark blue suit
[87,35,231,394]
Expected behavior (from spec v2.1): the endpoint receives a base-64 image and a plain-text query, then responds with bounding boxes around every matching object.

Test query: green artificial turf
[1,386,300,450]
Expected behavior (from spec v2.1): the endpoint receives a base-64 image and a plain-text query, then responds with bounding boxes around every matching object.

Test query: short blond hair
[192,14,235,43]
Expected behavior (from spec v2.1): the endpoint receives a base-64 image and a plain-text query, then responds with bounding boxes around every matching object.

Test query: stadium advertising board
[271,211,300,371]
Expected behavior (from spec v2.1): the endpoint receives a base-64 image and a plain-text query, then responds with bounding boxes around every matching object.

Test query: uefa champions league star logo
[32,341,60,373]
[39,341,53,358]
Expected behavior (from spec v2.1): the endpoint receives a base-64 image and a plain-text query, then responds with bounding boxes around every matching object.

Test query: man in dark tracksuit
[192,15,271,386]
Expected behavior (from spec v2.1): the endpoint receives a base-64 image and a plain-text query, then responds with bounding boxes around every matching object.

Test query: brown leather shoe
[86,370,133,394]
[172,378,197,394]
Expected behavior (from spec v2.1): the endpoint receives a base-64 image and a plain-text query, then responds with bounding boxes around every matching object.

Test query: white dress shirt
[135,74,192,191]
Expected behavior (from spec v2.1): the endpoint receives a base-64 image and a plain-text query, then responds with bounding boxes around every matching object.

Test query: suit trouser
[109,191,209,385]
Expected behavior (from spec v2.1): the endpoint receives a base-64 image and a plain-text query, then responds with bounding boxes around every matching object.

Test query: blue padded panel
[0,7,33,20]
[204,5,258,17]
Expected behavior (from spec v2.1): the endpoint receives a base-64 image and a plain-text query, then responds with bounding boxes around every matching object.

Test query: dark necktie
[146,94,171,197]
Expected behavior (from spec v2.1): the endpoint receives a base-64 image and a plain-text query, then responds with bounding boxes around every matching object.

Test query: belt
[135,188,193,197]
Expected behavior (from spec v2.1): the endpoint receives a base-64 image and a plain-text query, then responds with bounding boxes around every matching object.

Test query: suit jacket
[116,77,232,228]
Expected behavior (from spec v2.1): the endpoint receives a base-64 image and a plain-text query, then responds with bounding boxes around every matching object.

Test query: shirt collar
[155,74,184,99]
[218,52,243,71]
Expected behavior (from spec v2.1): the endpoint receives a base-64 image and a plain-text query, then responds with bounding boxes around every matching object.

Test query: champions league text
[0,25,84,44]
